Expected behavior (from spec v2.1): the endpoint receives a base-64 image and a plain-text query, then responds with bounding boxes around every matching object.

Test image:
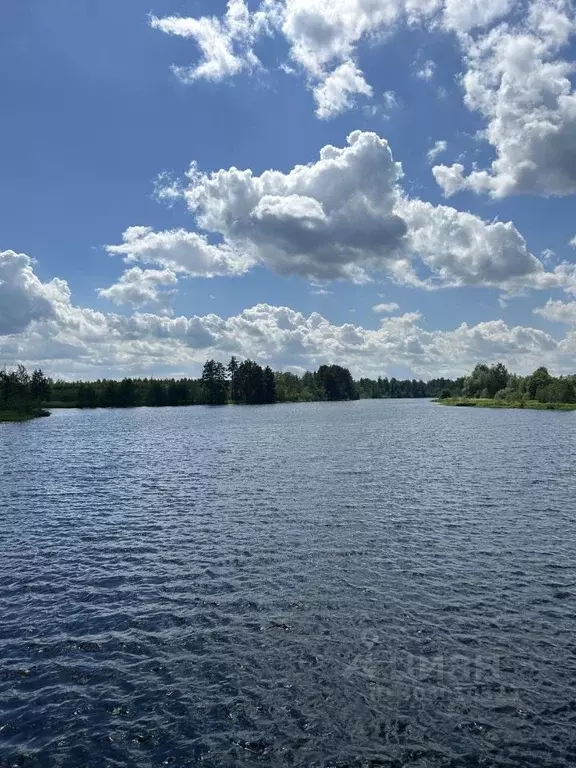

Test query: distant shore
[0,409,50,423]
[437,398,576,411]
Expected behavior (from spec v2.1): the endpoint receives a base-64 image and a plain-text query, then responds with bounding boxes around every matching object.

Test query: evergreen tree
[101,380,119,408]
[146,380,167,407]
[202,360,228,405]
[316,365,357,401]
[30,369,51,407]
[235,360,265,404]
[228,357,240,403]
[263,366,276,404]
[77,383,98,408]
[117,378,139,408]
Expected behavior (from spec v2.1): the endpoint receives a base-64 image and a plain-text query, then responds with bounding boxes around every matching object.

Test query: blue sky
[1,0,576,379]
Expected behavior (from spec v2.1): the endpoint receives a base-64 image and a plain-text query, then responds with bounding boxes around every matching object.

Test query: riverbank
[0,409,50,423]
[437,398,576,411]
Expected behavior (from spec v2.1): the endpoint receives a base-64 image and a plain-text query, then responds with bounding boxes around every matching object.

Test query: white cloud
[180,130,408,283]
[313,61,373,119]
[149,0,268,83]
[534,299,576,324]
[151,0,520,119]
[442,0,513,33]
[427,140,447,163]
[309,282,333,295]
[106,226,253,278]
[0,250,68,335]
[98,267,178,311]
[382,90,400,110]
[416,60,436,80]
[373,302,400,313]
[1,247,572,379]
[570,236,576,248]
[434,1,576,197]
[398,198,562,291]
[152,130,575,293]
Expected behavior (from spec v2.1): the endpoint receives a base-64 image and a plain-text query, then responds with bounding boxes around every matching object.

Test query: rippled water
[1,400,576,768]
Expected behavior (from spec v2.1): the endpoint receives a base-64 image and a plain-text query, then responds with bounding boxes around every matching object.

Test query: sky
[1,0,576,380]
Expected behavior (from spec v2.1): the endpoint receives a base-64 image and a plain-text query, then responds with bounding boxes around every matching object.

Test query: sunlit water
[1,400,576,768]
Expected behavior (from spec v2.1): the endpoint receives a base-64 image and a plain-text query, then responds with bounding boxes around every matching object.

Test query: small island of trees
[437,363,576,410]
[2,358,575,421]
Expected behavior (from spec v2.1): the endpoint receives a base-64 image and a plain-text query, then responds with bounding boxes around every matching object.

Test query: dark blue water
[1,400,576,767]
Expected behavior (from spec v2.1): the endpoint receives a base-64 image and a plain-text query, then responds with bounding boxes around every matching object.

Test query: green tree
[30,369,51,407]
[146,380,167,407]
[117,378,139,408]
[77,383,98,408]
[201,360,228,405]
[234,360,265,404]
[263,366,276,404]
[228,357,240,403]
[101,380,119,408]
[527,367,552,400]
[316,365,357,401]
[167,379,191,406]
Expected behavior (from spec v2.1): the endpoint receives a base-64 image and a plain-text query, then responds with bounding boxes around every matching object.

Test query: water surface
[1,400,575,767]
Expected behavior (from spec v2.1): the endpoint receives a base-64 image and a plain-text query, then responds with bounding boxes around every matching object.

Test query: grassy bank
[437,398,576,411]
[0,409,50,423]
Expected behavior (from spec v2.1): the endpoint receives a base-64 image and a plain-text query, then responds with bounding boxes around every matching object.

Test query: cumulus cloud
[442,0,513,33]
[2,248,575,379]
[179,131,408,283]
[398,198,564,291]
[0,250,68,335]
[150,130,574,294]
[534,299,576,324]
[151,0,520,119]
[313,61,373,119]
[98,267,178,311]
[427,140,447,163]
[106,226,253,278]
[434,0,576,197]
[149,0,269,83]
[373,302,400,313]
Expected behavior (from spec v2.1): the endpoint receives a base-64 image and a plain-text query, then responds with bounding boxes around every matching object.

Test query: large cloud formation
[150,0,514,119]
[117,131,575,294]
[151,1,576,197]
[1,248,575,380]
[434,0,576,198]
[0,250,68,335]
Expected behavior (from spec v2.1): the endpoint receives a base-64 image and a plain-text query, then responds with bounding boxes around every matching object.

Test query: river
[1,400,575,767]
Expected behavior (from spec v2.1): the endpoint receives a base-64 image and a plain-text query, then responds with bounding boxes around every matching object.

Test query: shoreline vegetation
[0,366,52,423]
[2,360,575,422]
[2,359,453,420]
[437,398,576,411]
[436,363,576,411]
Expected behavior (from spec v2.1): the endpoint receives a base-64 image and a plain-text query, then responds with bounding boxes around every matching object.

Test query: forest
[1,358,453,417]
[3,359,575,420]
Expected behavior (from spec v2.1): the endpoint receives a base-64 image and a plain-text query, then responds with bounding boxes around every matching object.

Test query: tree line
[0,366,51,419]
[2,359,458,413]
[6,359,572,415]
[438,363,576,405]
